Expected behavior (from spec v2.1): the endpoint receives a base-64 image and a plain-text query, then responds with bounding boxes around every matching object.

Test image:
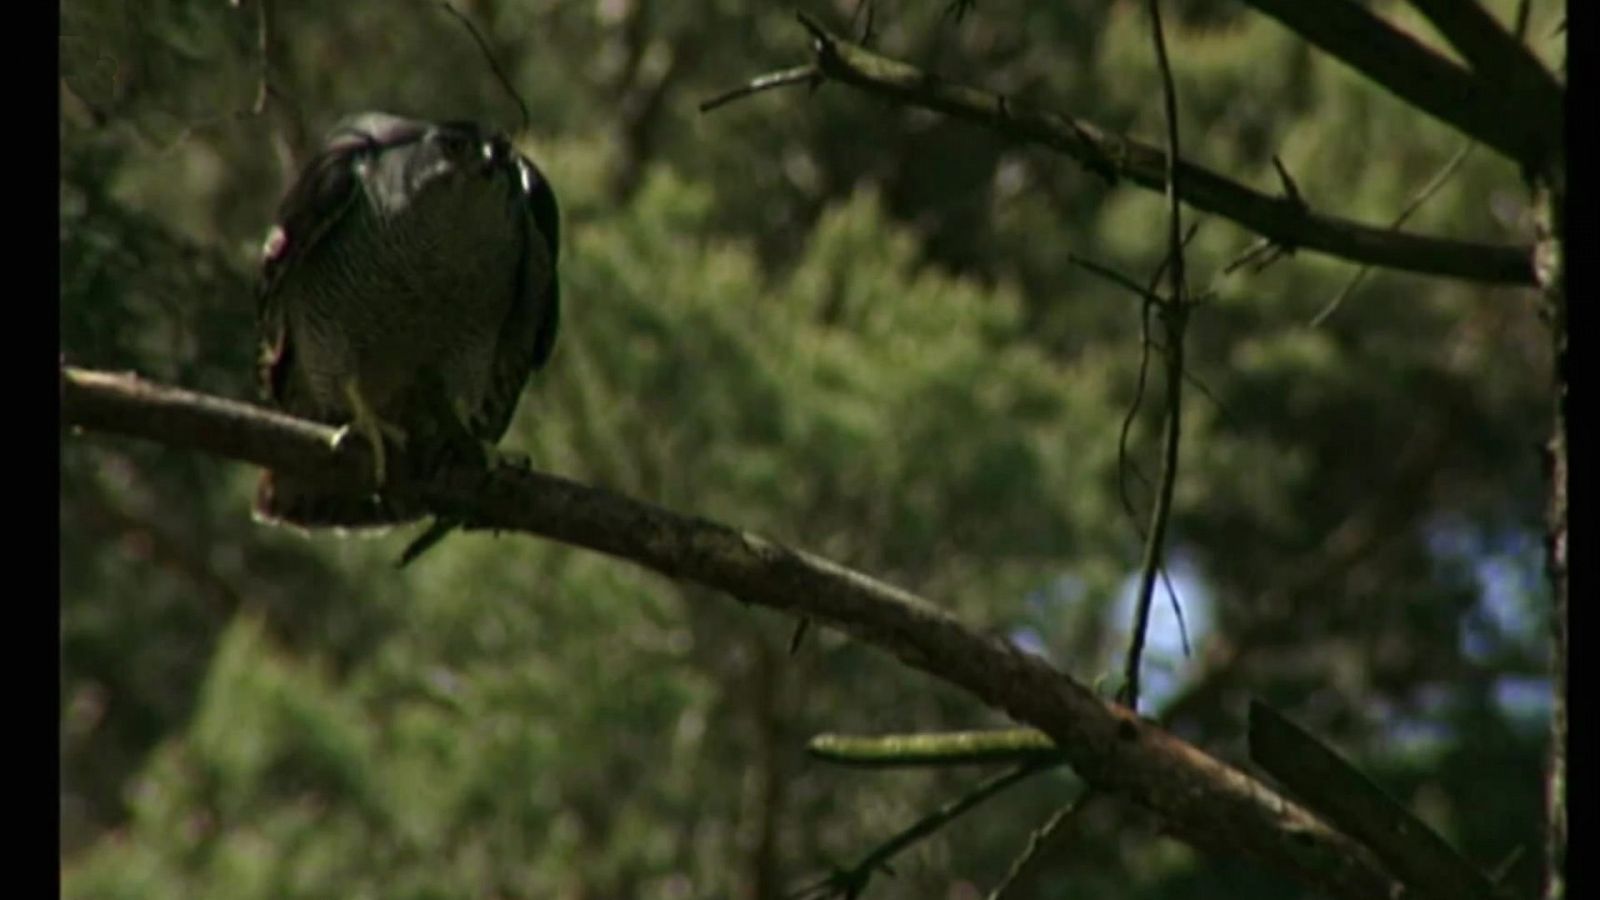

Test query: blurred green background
[60,1,1558,897]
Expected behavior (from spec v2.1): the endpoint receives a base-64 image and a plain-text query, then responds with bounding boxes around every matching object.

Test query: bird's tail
[253,470,426,531]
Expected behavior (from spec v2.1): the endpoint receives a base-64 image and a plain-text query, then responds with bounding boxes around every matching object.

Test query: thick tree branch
[1404,0,1563,117]
[1250,701,1506,900]
[1236,0,1559,173]
[61,365,1405,900]
[1533,172,1565,900]
[782,15,1534,287]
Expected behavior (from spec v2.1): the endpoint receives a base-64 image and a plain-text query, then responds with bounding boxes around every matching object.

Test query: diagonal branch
[791,763,1045,900]
[61,365,1404,900]
[987,789,1100,900]
[781,14,1534,286]
[1404,0,1563,120]
[1250,701,1509,900]
[1235,0,1559,173]
[1311,139,1476,327]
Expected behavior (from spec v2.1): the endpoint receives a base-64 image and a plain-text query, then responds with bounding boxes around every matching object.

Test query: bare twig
[1270,154,1305,211]
[1310,141,1476,327]
[1068,248,1204,663]
[1063,253,1161,531]
[1220,237,1276,276]
[790,763,1046,899]
[1158,564,1191,658]
[1116,301,1156,525]
[1084,221,1202,537]
[1121,0,1189,712]
[987,790,1097,900]
[700,65,821,114]
[1067,254,1162,305]
[437,1,531,135]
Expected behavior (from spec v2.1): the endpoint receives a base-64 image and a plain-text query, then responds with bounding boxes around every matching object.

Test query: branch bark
[1237,0,1559,173]
[60,365,1405,900]
[783,15,1535,287]
[1533,169,1566,900]
[1404,0,1563,118]
[1250,701,1505,900]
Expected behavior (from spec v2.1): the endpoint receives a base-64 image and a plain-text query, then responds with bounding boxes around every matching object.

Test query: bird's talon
[341,378,405,487]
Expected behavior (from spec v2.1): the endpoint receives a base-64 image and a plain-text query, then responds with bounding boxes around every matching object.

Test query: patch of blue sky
[1107,549,1215,711]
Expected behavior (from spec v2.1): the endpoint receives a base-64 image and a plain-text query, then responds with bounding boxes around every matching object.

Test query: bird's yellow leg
[331,378,407,486]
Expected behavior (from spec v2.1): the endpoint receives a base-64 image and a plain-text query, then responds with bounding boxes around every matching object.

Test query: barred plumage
[253,112,560,529]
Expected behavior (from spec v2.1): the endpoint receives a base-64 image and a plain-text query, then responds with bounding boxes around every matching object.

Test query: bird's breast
[278,167,525,420]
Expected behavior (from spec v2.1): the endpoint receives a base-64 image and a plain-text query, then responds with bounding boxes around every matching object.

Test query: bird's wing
[469,152,562,443]
[255,114,429,403]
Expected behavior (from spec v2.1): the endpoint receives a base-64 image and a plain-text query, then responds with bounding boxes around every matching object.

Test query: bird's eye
[434,131,474,156]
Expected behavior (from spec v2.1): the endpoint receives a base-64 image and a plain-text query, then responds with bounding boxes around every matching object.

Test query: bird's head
[261,112,555,285]
[326,114,520,220]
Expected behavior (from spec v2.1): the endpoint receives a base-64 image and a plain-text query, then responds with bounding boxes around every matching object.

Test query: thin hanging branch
[1120,0,1189,711]
[699,65,821,113]
[436,1,532,135]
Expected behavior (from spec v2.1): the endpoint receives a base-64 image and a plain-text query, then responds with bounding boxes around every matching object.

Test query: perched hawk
[253,112,560,528]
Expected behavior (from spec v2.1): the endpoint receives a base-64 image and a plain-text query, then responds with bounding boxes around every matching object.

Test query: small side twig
[987,789,1097,900]
[790,763,1049,899]
[1310,140,1476,326]
[1271,153,1306,210]
[437,1,531,135]
[700,65,821,114]
[1067,254,1163,305]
